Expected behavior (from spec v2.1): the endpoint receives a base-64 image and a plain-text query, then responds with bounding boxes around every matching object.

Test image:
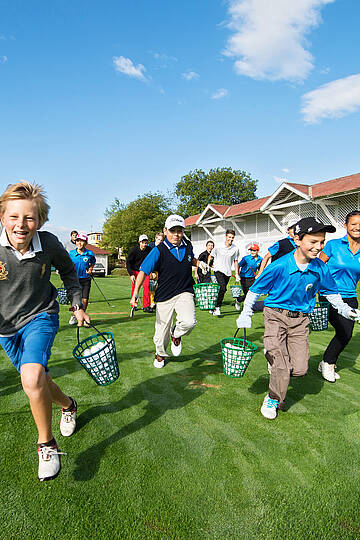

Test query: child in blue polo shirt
[318,210,360,382]
[69,233,96,324]
[235,243,262,308]
[236,217,359,420]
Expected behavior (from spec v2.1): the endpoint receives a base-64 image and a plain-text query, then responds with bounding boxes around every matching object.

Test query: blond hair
[0,181,50,228]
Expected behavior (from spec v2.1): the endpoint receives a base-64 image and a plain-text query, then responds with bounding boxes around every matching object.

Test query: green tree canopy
[101,193,171,255]
[175,167,258,217]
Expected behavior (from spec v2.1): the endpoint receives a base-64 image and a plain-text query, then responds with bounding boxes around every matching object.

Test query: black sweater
[126,245,152,275]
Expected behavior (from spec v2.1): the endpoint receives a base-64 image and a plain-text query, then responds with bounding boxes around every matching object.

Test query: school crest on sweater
[0,261,8,280]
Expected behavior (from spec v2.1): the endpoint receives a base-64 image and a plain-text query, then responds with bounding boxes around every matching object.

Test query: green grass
[1,275,360,539]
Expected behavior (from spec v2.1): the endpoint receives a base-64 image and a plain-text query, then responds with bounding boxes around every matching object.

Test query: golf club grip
[76,323,108,344]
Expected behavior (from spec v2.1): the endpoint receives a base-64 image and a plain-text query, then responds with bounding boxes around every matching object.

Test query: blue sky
[1,0,359,243]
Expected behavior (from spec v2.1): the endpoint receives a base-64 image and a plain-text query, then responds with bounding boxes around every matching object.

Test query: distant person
[0,181,90,481]
[194,240,214,283]
[211,229,240,316]
[149,231,165,250]
[257,221,297,278]
[69,233,96,324]
[64,230,78,253]
[235,243,262,309]
[126,234,152,313]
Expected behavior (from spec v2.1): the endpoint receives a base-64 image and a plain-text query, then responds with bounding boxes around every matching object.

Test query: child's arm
[323,294,358,320]
[236,291,261,328]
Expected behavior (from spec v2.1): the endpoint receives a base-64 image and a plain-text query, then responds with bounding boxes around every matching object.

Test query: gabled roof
[185,213,201,226]
[225,196,270,217]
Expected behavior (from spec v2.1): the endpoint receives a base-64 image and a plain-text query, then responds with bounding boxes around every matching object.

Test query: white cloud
[223,0,334,82]
[182,71,199,81]
[301,74,360,124]
[152,52,178,67]
[113,56,147,80]
[0,55,7,64]
[282,168,290,173]
[211,88,228,99]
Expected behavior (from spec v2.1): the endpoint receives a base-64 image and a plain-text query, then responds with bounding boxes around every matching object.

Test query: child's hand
[236,313,252,328]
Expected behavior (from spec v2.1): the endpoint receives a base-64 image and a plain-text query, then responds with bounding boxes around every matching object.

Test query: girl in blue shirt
[318,211,360,382]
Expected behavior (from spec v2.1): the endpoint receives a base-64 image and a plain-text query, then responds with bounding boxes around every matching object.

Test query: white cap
[164,214,186,230]
[286,219,299,230]
[76,233,88,242]
[138,234,148,242]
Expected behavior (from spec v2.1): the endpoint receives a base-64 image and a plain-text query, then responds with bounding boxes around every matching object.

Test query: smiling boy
[236,217,358,419]
[0,181,90,481]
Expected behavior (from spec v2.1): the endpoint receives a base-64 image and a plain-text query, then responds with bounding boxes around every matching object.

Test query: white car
[92,263,106,277]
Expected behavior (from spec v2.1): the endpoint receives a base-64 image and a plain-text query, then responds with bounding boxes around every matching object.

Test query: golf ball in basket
[82,348,92,357]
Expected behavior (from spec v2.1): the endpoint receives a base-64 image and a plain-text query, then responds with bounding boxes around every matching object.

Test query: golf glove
[235,274,241,282]
[198,261,210,275]
[236,313,252,328]
[325,294,357,320]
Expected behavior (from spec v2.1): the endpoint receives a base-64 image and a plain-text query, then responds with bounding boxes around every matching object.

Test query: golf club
[90,274,115,308]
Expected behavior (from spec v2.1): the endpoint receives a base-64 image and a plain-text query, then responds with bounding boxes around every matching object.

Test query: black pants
[215,271,230,307]
[237,277,255,302]
[79,277,91,300]
[320,296,358,365]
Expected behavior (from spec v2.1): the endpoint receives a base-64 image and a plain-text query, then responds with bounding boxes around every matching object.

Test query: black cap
[294,217,336,236]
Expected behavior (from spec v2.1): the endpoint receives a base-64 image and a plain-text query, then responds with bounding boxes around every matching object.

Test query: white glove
[326,294,358,320]
[236,312,252,328]
[235,274,241,282]
[349,308,360,322]
[198,261,210,275]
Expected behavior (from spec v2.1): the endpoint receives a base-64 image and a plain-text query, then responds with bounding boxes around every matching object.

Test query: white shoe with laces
[213,307,221,317]
[69,314,77,325]
[318,360,339,382]
[153,354,165,368]
[260,394,279,420]
[38,441,66,481]
[60,398,77,437]
[171,329,182,357]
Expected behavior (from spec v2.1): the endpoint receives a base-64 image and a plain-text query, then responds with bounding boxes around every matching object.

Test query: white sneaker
[235,300,241,311]
[260,394,279,420]
[213,307,221,317]
[69,315,77,325]
[171,331,182,357]
[153,354,165,368]
[209,310,214,314]
[318,360,339,382]
[60,398,77,437]
[38,441,65,481]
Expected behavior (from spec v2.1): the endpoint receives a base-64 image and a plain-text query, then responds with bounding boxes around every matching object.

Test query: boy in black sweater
[126,234,152,312]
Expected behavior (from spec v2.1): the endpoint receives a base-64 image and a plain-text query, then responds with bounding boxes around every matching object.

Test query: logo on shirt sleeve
[0,261,8,280]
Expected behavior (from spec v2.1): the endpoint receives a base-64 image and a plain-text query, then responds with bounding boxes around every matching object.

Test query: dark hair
[345,211,360,224]
[71,230,78,236]
[206,240,214,246]
[225,229,235,236]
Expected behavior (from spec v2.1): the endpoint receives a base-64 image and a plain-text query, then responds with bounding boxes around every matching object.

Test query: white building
[185,172,360,257]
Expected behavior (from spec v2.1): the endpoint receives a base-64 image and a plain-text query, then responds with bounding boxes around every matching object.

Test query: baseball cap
[75,233,88,242]
[294,217,336,236]
[164,214,186,230]
[248,243,260,251]
[138,234,148,242]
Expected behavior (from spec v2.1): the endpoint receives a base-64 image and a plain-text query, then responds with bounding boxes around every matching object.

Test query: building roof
[86,243,112,255]
[185,172,360,226]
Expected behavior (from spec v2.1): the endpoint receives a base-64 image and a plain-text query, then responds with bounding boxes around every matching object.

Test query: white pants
[153,292,197,357]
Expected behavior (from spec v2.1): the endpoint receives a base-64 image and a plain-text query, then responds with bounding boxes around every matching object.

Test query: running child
[236,217,359,420]
[194,240,214,284]
[69,233,96,323]
[148,232,165,309]
[211,229,240,316]
[0,181,90,481]
[126,234,152,313]
[318,211,360,382]
[130,215,208,368]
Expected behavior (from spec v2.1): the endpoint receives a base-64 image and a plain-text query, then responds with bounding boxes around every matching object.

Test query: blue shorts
[0,312,59,373]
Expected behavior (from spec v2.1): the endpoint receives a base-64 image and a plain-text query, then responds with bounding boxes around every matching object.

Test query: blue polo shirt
[322,235,360,297]
[239,254,263,278]
[69,248,96,279]
[140,238,193,275]
[250,251,338,313]
[268,236,296,256]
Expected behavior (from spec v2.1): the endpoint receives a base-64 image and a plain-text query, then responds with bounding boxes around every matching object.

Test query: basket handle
[234,328,247,350]
[76,323,109,345]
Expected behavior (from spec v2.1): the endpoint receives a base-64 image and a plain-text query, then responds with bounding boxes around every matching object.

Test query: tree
[175,167,258,217]
[101,193,171,255]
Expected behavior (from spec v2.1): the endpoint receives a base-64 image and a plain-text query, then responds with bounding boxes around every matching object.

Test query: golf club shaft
[90,274,113,307]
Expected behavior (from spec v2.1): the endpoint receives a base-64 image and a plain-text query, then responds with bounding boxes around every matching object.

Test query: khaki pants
[263,307,309,407]
[154,292,197,357]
